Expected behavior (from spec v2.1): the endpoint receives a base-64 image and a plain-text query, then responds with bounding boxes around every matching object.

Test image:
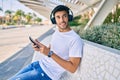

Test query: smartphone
[29,36,39,48]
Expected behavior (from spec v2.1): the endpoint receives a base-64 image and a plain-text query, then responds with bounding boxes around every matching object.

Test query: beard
[57,21,70,32]
[58,21,68,29]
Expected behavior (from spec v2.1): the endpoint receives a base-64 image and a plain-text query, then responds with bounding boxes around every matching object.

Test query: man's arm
[51,53,81,73]
[33,39,81,73]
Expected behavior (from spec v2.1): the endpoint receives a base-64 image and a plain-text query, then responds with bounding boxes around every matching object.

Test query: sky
[0,0,47,20]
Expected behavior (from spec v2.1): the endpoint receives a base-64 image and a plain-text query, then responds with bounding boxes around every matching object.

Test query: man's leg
[15,62,34,76]
[9,69,41,80]
[8,61,51,80]
[8,61,41,80]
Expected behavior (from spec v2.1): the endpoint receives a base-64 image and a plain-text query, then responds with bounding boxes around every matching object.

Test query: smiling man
[9,5,83,80]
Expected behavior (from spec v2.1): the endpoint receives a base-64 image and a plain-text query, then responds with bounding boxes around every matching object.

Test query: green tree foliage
[104,6,120,24]
[69,15,82,26]
[3,9,42,25]
[35,18,41,22]
[25,13,33,23]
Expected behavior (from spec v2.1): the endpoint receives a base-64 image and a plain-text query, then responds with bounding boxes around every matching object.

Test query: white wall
[60,40,120,80]
[32,29,120,80]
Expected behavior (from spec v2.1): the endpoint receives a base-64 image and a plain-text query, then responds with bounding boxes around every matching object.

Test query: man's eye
[64,15,67,17]
[63,15,67,18]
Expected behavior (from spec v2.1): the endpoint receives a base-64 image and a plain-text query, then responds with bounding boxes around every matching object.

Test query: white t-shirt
[39,29,83,80]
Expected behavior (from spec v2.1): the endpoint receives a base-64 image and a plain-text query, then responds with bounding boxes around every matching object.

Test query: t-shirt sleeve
[69,37,84,57]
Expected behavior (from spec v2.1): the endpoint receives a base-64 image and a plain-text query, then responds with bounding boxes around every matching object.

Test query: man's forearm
[51,53,80,73]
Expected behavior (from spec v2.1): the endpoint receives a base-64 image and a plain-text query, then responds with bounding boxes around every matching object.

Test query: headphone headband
[50,5,73,24]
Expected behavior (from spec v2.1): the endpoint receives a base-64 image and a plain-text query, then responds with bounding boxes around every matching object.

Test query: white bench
[32,29,120,80]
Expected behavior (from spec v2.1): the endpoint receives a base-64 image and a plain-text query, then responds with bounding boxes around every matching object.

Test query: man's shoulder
[70,30,81,39]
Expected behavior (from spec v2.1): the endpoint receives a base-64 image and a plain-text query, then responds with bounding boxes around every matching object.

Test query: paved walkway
[0,25,52,63]
[0,25,54,80]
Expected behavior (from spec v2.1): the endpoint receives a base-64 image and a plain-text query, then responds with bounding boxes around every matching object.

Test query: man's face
[55,10,69,30]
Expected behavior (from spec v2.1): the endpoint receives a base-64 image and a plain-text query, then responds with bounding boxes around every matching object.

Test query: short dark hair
[52,5,69,16]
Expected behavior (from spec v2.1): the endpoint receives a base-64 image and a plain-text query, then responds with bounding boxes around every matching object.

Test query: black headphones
[50,5,73,24]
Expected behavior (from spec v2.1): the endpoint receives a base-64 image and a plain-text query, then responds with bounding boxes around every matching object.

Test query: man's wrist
[48,51,54,57]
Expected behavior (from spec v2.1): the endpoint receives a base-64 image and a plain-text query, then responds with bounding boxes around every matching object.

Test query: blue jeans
[8,61,51,80]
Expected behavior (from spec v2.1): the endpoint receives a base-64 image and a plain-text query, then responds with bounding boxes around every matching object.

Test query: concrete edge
[83,39,120,55]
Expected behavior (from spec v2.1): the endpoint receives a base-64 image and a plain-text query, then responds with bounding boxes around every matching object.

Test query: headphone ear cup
[51,17,56,24]
[68,15,73,21]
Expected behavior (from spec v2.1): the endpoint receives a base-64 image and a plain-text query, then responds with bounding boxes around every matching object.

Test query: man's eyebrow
[55,15,60,18]
[63,14,67,16]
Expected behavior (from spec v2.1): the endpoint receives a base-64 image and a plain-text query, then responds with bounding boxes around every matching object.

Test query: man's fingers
[35,39,44,46]
[32,44,38,48]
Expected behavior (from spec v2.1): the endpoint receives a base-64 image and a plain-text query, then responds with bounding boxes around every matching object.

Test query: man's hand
[32,39,50,56]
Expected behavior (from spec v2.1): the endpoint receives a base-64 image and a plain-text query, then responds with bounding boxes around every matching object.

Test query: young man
[9,5,83,80]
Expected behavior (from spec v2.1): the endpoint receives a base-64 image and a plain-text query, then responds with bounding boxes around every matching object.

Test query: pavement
[0,25,52,63]
[0,25,54,80]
